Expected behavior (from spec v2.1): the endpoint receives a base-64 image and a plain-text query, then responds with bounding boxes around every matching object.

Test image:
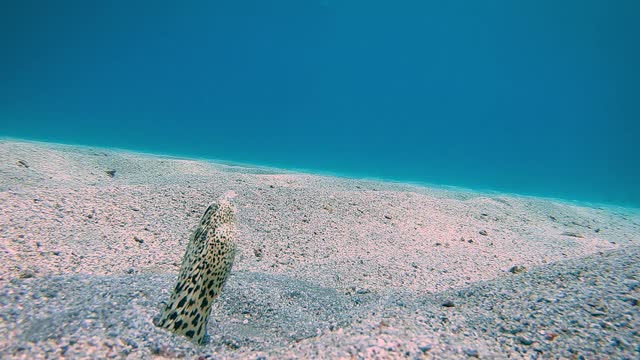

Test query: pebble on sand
[508,265,527,274]
[464,348,479,357]
[441,300,455,307]
[561,232,584,238]
[18,270,36,279]
[517,336,534,345]
[545,333,558,341]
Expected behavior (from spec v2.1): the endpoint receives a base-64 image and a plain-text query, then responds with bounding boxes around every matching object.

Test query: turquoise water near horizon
[1,1,639,206]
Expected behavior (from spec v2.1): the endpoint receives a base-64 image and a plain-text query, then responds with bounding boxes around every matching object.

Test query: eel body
[155,197,237,344]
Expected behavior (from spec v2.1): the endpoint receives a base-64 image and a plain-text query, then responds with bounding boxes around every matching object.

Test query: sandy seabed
[0,139,639,359]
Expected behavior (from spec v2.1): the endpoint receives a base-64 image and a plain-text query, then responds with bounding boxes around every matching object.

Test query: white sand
[1,139,639,359]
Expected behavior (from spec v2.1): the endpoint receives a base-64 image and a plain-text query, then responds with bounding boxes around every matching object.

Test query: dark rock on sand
[18,270,36,279]
[464,348,479,357]
[441,300,455,308]
[517,336,534,345]
[508,265,527,274]
[561,231,584,238]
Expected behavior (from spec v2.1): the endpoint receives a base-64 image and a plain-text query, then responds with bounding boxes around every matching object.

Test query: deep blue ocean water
[1,1,639,206]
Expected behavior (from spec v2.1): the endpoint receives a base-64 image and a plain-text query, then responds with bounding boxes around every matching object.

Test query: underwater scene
[1,1,639,358]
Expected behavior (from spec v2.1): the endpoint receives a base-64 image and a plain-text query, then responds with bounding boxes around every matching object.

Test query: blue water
[1,0,639,206]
